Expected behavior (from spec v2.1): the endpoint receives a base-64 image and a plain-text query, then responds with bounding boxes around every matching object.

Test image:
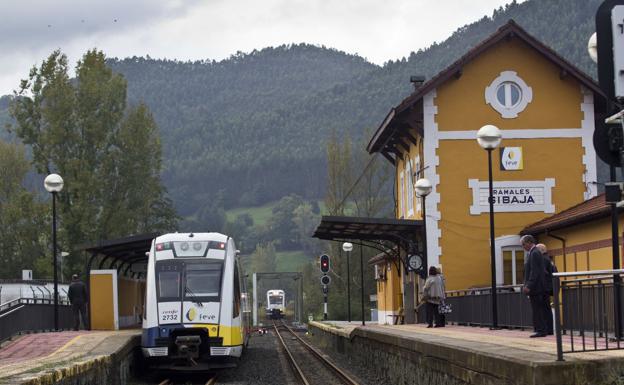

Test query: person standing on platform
[521,235,548,338]
[68,274,89,331]
[537,243,557,335]
[423,266,445,328]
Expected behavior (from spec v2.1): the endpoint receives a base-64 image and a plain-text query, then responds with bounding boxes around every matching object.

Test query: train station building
[316,20,614,324]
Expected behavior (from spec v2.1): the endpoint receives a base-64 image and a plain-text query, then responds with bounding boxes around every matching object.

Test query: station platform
[309,321,624,385]
[0,330,140,385]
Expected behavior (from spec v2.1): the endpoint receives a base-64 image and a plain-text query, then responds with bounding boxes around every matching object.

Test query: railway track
[157,374,217,385]
[273,321,360,385]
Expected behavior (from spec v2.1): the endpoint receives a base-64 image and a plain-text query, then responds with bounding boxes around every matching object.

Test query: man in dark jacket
[68,274,88,330]
[521,235,549,337]
[537,243,557,335]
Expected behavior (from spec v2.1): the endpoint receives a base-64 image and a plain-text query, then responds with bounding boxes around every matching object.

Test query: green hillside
[1,0,603,221]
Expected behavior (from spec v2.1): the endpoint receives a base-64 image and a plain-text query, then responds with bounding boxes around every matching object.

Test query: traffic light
[320,254,330,273]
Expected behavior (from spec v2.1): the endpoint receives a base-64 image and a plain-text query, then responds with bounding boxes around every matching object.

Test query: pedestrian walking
[423,266,445,328]
[521,235,549,338]
[68,274,89,331]
[537,243,556,335]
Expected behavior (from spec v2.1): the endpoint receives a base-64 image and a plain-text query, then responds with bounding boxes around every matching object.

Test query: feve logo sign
[500,147,523,171]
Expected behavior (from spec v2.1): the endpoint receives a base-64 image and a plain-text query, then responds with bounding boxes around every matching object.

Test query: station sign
[468,178,555,214]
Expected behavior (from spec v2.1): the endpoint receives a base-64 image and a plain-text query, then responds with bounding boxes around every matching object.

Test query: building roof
[367,19,609,157]
[521,194,610,235]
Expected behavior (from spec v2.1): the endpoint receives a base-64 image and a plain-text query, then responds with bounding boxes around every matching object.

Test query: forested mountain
[2,0,603,218]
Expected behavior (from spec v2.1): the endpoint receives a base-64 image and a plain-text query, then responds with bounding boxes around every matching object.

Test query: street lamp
[342,242,353,322]
[476,125,502,329]
[44,173,64,331]
[414,178,432,274]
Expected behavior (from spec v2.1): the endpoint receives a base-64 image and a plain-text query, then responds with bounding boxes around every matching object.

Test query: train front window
[185,263,222,300]
[269,295,283,305]
[158,271,180,299]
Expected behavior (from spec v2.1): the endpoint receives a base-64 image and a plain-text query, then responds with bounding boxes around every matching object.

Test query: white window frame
[399,171,405,218]
[406,159,414,216]
[494,235,522,285]
[485,71,533,119]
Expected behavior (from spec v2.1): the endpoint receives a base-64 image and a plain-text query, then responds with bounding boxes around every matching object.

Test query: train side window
[233,261,241,318]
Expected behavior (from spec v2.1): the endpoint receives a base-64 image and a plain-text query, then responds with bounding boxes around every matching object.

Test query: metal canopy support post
[252,273,258,326]
[360,246,365,326]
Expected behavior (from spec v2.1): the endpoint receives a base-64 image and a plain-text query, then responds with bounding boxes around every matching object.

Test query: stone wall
[19,335,139,385]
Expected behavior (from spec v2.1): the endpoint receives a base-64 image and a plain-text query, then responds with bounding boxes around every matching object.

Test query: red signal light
[320,254,330,273]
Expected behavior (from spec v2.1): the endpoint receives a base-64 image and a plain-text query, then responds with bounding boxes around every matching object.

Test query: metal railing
[0,297,73,342]
[554,269,624,361]
[444,285,533,328]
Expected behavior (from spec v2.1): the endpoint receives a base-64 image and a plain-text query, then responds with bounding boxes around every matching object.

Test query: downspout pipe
[546,230,566,272]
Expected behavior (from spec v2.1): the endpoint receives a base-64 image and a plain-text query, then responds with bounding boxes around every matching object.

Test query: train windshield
[185,262,222,300]
[156,260,223,301]
[269,295,283,305]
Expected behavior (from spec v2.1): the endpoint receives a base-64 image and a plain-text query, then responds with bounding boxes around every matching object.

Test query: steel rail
[275,321,360,385]
[273,322,311,385]
[157,374,217,385]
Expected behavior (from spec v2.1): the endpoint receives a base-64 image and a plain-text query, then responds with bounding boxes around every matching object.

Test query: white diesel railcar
[141,232,250,365]
[266,289,285,319]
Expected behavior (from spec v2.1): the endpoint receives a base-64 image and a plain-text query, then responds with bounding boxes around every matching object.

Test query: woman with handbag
[423,266,445,328]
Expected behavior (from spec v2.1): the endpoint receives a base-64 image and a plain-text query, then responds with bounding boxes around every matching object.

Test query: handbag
[438,301,452,314]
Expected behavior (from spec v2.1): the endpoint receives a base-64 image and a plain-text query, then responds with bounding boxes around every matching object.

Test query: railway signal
[321,275,331,285]
[320,254,330,273]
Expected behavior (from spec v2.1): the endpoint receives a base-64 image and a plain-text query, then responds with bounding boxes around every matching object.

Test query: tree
[249,242,277,274]
[9,49,178,274]
[0,140,48,278]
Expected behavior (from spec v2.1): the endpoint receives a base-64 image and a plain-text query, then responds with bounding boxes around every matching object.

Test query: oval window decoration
[485,71,533,119]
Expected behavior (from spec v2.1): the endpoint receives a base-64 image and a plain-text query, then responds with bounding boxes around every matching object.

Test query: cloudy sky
[0,0,522,95]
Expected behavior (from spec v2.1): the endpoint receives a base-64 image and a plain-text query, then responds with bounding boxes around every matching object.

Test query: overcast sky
[0,0,523,96]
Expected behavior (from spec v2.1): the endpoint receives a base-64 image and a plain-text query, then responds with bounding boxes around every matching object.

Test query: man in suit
[537,243,556,335]
[521,235,548,337]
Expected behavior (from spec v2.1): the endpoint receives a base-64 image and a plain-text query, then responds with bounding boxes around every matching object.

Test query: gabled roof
[521,194,610,235]
[367,19,608,156]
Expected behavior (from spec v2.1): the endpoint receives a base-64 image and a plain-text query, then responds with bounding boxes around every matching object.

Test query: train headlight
[180,242,190,251]
[193,242,202,251]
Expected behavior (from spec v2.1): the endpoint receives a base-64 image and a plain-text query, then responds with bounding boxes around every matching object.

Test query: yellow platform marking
[45,335,84,358]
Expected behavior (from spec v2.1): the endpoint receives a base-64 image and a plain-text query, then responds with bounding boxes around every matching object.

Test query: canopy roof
[313,216,422,243]
[84,232,158,272]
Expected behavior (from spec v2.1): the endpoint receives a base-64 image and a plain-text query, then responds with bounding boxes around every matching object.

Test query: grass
[225,199,326,227]
[225,201,279,226]
[275,250,310,272]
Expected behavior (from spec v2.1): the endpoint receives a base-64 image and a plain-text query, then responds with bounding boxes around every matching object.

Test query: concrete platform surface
[309,321,624,385]
[315,321,624,362]
[0,330,140,384]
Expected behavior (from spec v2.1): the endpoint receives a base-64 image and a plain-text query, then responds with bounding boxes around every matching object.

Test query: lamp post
[44,173,64,331]
[342,242,353,322]
[414,178,433,272]
[477,125,502,329]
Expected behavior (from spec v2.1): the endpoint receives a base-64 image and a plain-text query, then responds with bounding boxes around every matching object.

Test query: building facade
[367,21,608,323]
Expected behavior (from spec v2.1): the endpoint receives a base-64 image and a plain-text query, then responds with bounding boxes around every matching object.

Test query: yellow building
[522,193,622,274]
[366,20,609,324]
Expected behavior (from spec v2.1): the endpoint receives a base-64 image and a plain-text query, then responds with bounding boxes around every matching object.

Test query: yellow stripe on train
[186,323,245,346]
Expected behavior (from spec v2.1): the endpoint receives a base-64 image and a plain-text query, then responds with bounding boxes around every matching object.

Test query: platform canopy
[313,215,422,243]
[84,232,158,277]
